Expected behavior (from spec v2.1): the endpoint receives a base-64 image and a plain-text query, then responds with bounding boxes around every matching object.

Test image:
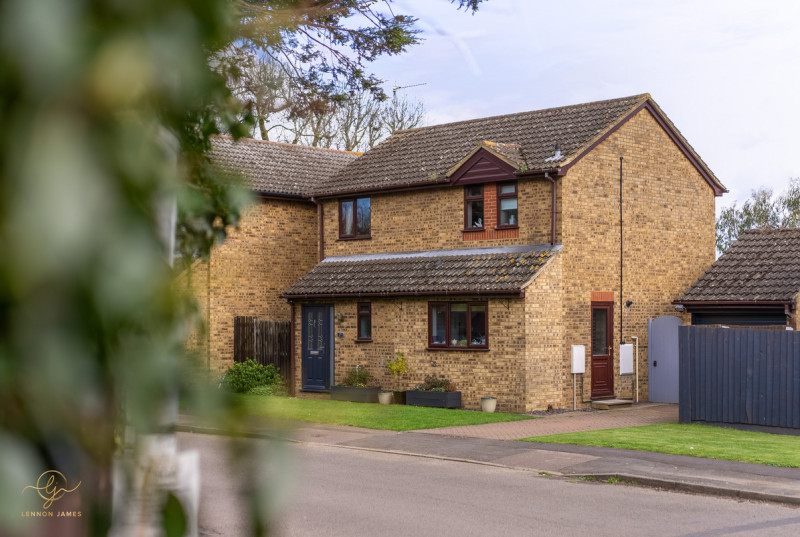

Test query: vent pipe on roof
[545,142,562,162]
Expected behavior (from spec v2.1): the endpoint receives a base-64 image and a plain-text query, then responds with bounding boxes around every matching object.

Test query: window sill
[354,339,372,343]
[427,346,489,352]
[337,236,371,241]
[462,228,485,233]
[495,225,519,231]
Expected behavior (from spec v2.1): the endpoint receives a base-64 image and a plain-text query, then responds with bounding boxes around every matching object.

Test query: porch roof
[283,244,560,299]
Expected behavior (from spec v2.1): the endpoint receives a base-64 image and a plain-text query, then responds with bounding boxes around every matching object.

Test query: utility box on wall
[620,343,634,375]
[571,345,585,374]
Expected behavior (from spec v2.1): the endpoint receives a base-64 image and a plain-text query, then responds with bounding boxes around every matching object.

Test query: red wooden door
[591,302,614,399]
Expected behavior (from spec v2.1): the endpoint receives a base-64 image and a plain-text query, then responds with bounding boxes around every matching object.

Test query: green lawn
[236,394,534,431]
[522,423,800,468]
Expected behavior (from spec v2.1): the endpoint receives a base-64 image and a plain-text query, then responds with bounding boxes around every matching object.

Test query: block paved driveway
[416,403,678,440]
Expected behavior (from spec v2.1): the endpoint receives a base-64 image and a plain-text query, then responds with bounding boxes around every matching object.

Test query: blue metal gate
[648,316,681,403]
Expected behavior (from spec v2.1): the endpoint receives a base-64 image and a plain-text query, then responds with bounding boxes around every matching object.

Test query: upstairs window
[340,197,371,239]
[497,182,518,228]
[464,186,484,230]
[429,302,488,349]
[357,302,372,341]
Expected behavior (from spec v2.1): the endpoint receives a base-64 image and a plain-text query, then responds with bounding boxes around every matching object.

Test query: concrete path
[178,402,800,506]
[417,402,678,440]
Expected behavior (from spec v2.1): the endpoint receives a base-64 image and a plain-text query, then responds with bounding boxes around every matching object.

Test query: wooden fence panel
[679,326,800,429]
[234,316,291,378]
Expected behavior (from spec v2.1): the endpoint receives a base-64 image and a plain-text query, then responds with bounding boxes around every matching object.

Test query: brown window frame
[356,302,372,341]
[464,185,485,231]
[339,197,371,240]
[496,182,519,229]
[428,301,489,350]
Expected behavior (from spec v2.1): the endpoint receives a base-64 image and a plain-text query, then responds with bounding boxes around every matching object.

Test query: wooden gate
[234,316,291,378]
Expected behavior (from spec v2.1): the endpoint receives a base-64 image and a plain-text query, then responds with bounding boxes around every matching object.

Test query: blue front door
[301,305,332,391]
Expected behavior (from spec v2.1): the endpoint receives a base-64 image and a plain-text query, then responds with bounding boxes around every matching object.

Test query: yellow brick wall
[523,254,566,411]
[188,198,318,372]
[321,179,561,257]
[559,108,717,405]
[291,298,530,412]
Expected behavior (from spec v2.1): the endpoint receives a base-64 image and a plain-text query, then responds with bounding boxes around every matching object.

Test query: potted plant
[330,365,380,403]
[385,351,409,404]
[406,376,461,409]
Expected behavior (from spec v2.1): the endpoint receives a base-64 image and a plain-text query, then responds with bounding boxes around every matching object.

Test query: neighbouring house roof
[210,136,359,197]
[677,228,800,306]
[314,94,726,196]
[282,244,561,298]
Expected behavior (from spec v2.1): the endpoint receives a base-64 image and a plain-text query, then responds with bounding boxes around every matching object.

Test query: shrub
[386,352,409,376]
[340,366,372,387]
[414,376,456,392]
[221,359,282,393]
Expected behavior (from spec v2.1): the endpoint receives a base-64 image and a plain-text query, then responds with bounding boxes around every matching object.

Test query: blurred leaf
[161,492,187,537]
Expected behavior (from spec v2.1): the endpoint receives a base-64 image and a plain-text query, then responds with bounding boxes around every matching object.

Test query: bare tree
[217,50,426,150]
[384,91,425,134]
[217,45,294,140]
[335,90,384,151]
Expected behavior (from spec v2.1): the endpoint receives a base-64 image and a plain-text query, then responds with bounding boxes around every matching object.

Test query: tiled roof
[210,136,359,197]
[678,228,800,304]
[283,244,561,298]
[315,93,724,195]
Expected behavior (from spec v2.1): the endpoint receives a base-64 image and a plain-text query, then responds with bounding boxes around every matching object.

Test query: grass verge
[522,423,800,467]
[236,394,533,431]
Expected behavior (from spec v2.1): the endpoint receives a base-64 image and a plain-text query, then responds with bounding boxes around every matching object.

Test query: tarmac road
[180,431,800,537]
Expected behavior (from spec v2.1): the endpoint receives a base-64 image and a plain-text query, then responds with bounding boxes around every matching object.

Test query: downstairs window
[429,302,488,349]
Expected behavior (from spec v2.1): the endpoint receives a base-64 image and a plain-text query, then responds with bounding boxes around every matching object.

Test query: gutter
[254,191,313,202]
[673,300,795,310]
[282,288,526,301]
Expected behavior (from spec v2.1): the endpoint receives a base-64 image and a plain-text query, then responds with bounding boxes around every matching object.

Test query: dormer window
[497,182,518,228]
[339,197,371,239]
[464,186,484,230]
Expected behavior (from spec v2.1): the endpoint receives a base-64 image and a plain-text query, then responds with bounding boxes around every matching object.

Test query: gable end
[448,148,518,185]
[556,100,726,196]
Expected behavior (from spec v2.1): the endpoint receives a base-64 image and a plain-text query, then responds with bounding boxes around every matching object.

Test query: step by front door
[591,302,614,399]
[301,305,333,391]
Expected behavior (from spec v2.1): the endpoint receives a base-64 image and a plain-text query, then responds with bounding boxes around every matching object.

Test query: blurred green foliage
[0,1,483,535]
[0,0,248,533]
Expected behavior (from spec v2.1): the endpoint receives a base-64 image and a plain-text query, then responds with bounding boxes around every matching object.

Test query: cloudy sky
[371,0,800,211]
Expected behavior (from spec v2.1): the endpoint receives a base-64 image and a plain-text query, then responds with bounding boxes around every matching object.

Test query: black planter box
[405,390,461,409]
[330,386,380,403]
[392,391,407,405]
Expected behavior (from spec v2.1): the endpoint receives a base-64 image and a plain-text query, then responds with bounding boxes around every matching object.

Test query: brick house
[186,137,358,366]
[200,94,726,412]
[675,227,799,329]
